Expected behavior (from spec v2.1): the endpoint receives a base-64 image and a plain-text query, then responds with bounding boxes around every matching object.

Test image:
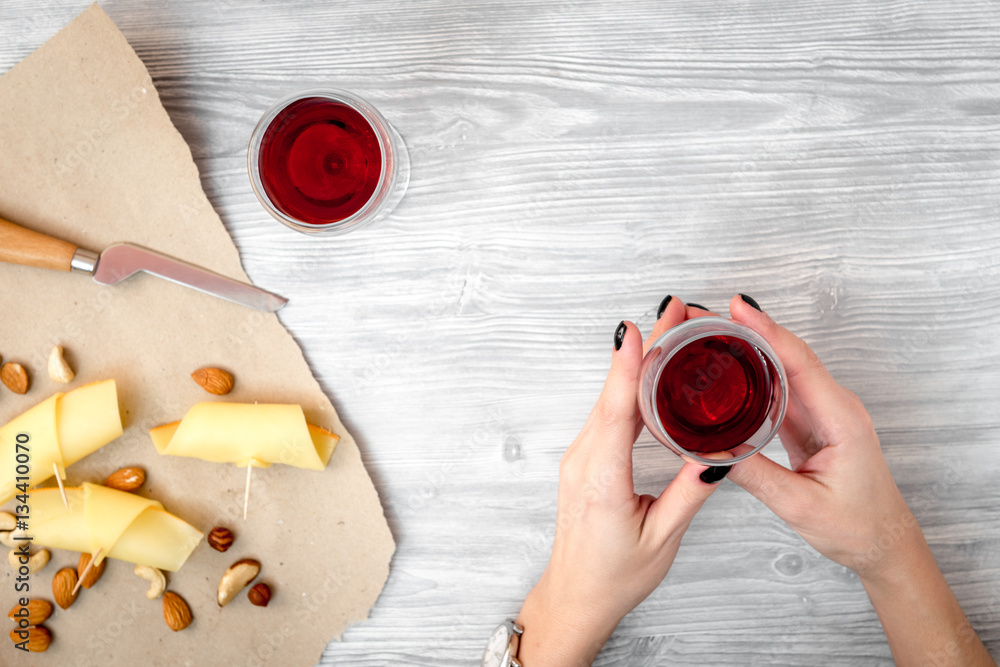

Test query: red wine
[654,334,776,453]
[258,97,382,225]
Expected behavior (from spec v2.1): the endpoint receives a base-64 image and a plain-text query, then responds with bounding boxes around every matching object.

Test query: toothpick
[53,462,68,509]
[243,460,254,520]
[72,548,102,596]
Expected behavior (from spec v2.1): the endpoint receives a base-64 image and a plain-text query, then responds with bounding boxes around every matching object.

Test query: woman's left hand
[516,298,730,666]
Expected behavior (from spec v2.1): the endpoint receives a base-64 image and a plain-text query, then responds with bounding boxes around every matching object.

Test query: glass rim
[247,88,398,235]
[645,316,788,466]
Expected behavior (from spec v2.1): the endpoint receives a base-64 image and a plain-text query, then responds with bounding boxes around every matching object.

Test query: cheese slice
[0,380,122,504]
[24,484,201,572]
[83,482,161,564]
[150,403,338,470]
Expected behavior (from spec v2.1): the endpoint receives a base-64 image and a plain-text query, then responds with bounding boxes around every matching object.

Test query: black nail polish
[656,295,672,319]
[740,294,762,312]
[699,466,731,484]
[614,321,627,351]
[687,303,709,311]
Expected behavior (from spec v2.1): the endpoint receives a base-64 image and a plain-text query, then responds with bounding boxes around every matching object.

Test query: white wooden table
[3,1,999,664]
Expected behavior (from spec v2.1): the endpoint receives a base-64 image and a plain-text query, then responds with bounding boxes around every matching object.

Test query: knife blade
[0,216,287,312]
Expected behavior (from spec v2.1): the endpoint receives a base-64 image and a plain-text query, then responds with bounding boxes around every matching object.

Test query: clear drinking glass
[248,89,409,235]
[638,317,787,466]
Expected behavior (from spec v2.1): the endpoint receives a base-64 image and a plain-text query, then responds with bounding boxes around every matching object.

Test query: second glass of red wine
[638,317,787,466]
[248,89,409,235]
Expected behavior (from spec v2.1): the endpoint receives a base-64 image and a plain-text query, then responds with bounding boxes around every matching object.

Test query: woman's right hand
[725,294,995,667]
[724,294,913,576]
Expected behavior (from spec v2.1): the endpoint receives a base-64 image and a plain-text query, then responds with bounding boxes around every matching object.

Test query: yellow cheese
[0,380,122,505]
[109,508,203,572]
[57,380,123,464]
[150,403,338,471]
[0,395,63,503]
[21,485,201,572]
[82,482,161,564]
[23,487,88,552]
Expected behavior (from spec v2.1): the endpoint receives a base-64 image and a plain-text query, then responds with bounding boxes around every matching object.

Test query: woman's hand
[725,294,995,667]
[516,297,731,667]
[723,294,914,575]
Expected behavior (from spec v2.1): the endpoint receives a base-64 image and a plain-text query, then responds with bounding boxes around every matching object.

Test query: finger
[728,294,858,427]
[644,458,729,539]
[644,294,685,354]
[685,301,721,319]
[587,320,644,461]
[726,451,820,525]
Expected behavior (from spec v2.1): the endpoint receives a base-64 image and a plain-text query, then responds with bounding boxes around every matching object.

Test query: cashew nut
[134,564,166,600]
[48,345,75,383]
[0,527,29,549]
[8,547,50,573]
[0,513,31,549]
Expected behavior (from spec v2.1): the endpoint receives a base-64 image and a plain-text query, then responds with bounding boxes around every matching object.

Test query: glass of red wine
[638,317,787,466]
[248,89,409,235]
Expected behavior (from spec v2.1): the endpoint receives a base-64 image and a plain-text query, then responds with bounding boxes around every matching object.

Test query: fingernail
[687,302,709,311]
[699,465,731,484]
[740,294,762,312]
[656,295,672,319]
[614,321,627,351]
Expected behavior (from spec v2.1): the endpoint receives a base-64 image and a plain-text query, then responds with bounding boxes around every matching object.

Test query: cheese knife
[0,217,287,312]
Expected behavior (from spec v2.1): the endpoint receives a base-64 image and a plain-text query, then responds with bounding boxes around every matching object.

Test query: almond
[162,591,192,631]
[103,466,145,492]
[7,599,53,626]
[8,625,51,652]
[52,568,78,609]
[247,583,271,607]
[207,526,234,552]
[217,558,260,607]
[77,553,106,589]
[191,367,234,395]
[1,362,29,394]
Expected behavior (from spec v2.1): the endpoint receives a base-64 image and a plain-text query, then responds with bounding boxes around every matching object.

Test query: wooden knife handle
[0,216,79,272]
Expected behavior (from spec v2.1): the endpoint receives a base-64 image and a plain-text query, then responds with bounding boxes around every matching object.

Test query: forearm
[515,572,619,667]
[861,527,995,667]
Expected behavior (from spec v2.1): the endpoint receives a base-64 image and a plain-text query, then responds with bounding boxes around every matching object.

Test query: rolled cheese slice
[0,380,122,504]
[149,403,338,470]
[26,483,202,571]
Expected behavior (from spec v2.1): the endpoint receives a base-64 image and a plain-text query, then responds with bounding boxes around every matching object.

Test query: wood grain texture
[2,0,999,665]
[0,217,78,271]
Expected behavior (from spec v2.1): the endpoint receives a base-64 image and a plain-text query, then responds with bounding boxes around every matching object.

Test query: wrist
[853,513,932,589]
[516,571,619,667]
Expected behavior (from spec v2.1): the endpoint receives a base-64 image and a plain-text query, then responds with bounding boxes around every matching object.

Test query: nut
[7,599,53,626]
[104,467,145,492]
[247,583,271,607]
[47,345,75,384]
[134,565,166,600]
[52,568,78,609]
[217,558,260,607]
[207,526,234,552]
[191,367,234,395]
[77,552,106,589]
[9,547,49,574]
[162,591,192,631]
[8,626,51,652]
[0,526,28,549]
[1,362,29,394]
[0,512,19,548]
